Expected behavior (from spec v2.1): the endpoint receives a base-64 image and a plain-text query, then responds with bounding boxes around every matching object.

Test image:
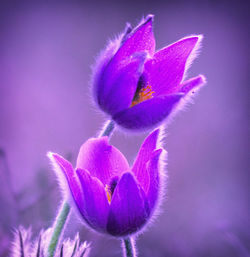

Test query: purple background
[0,0,249,256]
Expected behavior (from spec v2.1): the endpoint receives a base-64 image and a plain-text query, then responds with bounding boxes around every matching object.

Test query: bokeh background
[0,0,249,256]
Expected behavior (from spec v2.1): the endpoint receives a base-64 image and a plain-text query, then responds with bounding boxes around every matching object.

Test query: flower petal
[114,15,155,62]
[47,153,84,213]
[98,53,147,116]
[144,35,202,96]
[107,172,149,236]
[93,37,121,106]
[132,129,160,192]
[146,149,163,211]
[76,169,109,232]
[180,75,206,94]
[112,93,184,130]
[97,15,156,115]
[76,137,129,186]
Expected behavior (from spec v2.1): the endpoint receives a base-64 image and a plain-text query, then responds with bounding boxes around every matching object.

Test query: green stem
[99,120,115,137]
[123,237,137,257]
[47,202,70,257]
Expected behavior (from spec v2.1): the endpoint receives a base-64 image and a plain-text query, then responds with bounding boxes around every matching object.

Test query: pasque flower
[92,15,206,130]
[48,129,165,237]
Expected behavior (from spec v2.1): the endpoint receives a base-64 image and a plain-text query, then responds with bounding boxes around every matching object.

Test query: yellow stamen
[131,85,155,107]
[105,185,112,204]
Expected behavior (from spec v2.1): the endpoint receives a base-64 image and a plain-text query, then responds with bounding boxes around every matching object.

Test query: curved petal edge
[112,93,184,131]
[107,172,149,236]
[47,152,84,213]
[76,169,110,233]
[76,137,130,186]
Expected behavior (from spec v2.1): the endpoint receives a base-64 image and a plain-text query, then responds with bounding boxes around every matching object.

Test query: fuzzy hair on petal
[182,34,204,81]
[142,75,205,133]
[128,141,168,238]
[162,75,206,134]
[91,24,130,106]
[121,126,168,237]
[180,75,206,94]
[148,147,168,219]
[47,151,72,200]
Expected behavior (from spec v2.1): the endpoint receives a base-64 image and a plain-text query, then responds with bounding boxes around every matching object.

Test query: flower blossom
[92,15,206,130]
[48,129,165,237]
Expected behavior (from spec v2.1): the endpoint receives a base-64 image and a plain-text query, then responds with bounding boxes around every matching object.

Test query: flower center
[105,185,112,203]
[105,177,118,204]
[130,84,155,107]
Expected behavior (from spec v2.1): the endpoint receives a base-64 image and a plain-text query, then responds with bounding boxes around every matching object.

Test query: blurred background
[0,0,249,256]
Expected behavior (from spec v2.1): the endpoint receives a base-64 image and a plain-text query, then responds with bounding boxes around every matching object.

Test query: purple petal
[114,15,155,62]
[93,37,121,105]
[132,129,160,192]
[112,93,184,130]
[48,153,84,213]
[98,53,147,116]
[107,172,149,236]
[180,75,206,94]
[95,16,155,115]
[144,36,202,96]
[76,137,129,186]
[146,149,162,211]
[76,169,109,232]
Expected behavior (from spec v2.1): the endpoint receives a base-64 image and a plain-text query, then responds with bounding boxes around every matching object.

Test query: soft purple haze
[0,0,249,256]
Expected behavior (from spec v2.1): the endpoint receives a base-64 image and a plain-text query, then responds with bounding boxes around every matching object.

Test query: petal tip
[180,75,206,94]
[199,74,207,84]
[147,128,160,146]
[183,35,204,73]
[76,168,87,179]
[47,151,54,159]
[121,171,134,181]
[137,14,154,31]
[118,172,140,189]
[47,151,62,163]
[152,148,163,158]
[193,34,204,48]
[197,34,204,41]
[152,128,160,138]
[144,14,154,23]
[185,36,199,45]
[196,74,207,88]
[181,34,203,48]
[175,92,186,99]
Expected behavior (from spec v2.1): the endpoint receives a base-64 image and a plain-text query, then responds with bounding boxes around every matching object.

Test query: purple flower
[48,129,165,237]
[92,15,206,130]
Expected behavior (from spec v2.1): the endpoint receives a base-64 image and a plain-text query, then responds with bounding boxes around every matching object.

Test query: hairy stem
[47,202,70,257]
[99,120,115,137]
[122,237,137,257]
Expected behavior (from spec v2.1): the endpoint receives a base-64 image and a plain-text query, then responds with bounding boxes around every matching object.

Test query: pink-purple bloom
[48,129,165,237]
[92,15,206,130]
